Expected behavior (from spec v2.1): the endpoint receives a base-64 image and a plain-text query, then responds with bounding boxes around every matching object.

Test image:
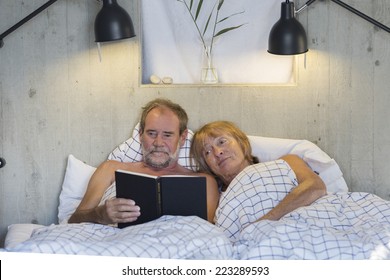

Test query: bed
[3,125,390,259]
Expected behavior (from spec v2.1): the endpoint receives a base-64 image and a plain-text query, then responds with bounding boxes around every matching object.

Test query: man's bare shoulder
[97,160,141,173]
[103,160,142,170]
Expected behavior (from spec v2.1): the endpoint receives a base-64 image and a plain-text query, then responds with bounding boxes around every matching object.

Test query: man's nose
[153,134,164,146]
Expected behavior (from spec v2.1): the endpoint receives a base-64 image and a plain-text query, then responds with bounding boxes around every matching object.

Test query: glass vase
[201,47,218,84]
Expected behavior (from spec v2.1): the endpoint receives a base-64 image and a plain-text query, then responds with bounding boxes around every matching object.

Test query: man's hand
[99,198,141,224]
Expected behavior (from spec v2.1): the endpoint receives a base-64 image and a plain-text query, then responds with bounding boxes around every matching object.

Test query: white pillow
[108,123,197,170]
[215,160,298,242]
[248,135,348,193]
[5,223,45,249]
[57,154,96,224]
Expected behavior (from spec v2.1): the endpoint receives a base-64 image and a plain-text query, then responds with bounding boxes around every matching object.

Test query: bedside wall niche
[140,0,296,86]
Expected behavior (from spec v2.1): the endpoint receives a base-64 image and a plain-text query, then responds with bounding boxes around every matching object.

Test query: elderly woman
[190,121,326,222]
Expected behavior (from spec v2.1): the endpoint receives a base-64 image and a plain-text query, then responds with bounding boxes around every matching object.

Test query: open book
[115,170,207,228]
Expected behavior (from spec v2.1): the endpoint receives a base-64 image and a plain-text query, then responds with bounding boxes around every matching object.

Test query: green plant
[177,0,245,65]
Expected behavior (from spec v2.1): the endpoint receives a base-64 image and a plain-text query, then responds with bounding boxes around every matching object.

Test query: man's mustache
[147,148,169,155]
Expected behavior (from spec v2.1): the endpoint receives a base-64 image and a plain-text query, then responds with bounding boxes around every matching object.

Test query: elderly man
[68,98,219,225]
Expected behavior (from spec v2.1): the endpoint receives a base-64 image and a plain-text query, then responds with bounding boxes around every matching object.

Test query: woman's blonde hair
[190,121,258,174]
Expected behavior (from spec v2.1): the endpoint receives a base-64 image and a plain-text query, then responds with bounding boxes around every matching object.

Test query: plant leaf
[217,11,245,24]
[217,0,225,10]
[195,0,204,21]
[190,0,194,10]
[214,24,244,37]
[203,12,213,36]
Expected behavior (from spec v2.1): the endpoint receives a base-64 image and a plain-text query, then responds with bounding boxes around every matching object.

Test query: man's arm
[68,160,140,224]
[257,154,326,221]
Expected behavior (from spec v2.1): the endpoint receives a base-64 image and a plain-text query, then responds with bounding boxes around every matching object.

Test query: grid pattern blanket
[5,161,390,259]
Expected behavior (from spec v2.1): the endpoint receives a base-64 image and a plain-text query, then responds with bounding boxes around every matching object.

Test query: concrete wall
[1,0,389,246]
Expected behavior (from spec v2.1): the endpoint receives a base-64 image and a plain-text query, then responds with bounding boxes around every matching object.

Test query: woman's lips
[218,157,229,167]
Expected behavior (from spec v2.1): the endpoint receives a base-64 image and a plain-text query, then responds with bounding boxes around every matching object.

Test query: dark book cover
[115,170,207,228]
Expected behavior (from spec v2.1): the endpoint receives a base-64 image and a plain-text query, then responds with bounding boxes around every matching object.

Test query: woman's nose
[213,147,223,156]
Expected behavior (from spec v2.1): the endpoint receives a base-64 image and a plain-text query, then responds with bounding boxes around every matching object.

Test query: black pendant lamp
[268,0,390,56]
[94,0,136,43]
[268,0,308,55]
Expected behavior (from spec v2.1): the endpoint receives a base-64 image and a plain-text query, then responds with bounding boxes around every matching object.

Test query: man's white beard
[142,143,181,169]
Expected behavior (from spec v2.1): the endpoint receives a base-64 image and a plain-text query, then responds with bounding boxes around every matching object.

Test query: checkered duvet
[235,192,390,259]
[6,216,233,259]
[216,161,390,259]
[5,160,390,259]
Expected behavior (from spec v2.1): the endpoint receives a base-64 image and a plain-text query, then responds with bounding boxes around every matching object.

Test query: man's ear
[180,129,188,147]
